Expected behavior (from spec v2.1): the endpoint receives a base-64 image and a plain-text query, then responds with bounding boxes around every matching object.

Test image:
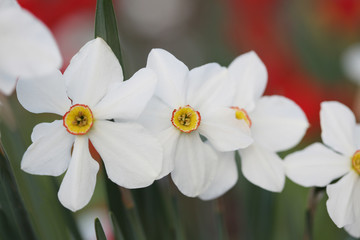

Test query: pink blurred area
[17,0,360,135]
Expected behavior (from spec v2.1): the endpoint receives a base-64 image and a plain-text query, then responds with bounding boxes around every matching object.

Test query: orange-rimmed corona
[230,106,252,127]
[171,105,201,133]
[352,150,360,174]
[63,104,94,135]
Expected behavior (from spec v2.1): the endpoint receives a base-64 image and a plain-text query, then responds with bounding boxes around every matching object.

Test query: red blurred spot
[17,0,96,28]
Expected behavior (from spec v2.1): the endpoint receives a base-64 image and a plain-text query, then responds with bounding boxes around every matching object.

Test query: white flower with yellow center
[199,51,309,199]
[139,49,253,197]
[17,38,163,211]
[285,101,360,238]
[0,0,62,95]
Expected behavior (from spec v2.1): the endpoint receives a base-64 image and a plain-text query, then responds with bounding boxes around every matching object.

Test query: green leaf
[110,212,125,240]
[95,218,107,240]
[95,0,125,77]
[0,145,36,240]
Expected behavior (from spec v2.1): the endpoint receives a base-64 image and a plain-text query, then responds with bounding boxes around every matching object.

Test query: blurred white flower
[140,49,252,197]
[17,38,162,211]
[342,44,360,85]
[200,52,308,199]
[119,0,195,38]
[285,101,360,236]
[0,0,62,95]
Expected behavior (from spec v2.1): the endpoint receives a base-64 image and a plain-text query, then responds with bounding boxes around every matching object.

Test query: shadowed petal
[17,69,70,115]
[228,51,267,111]
[21,120,74,176]
[321,101,356,157]
[285,143,350,187]
[250,96,309,152]
[186,63,234,110]
[89,120,163,188]
[146,48,188,108]
[64,38,123,107]
[171,133,218,197]
[326,171,360,228]
[58,136,99,212]
[93,68,157,121]
[344,217,360,238]
[199,107,252,151]
[199,150,237,200]
[239,143,285,192]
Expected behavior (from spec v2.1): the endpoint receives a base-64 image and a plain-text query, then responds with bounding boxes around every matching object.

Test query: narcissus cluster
[2,0,360,238]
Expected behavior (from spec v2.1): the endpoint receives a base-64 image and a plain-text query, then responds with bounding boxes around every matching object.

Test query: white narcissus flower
[139,49,253,197]
[17,38,162,212]
[199,51,309,200]
[0,0,62,95]
[285,101,360,238]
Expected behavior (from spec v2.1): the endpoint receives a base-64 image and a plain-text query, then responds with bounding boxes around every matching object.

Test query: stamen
[171,105,201,133]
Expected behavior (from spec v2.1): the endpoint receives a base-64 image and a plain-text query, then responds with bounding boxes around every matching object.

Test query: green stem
[303,187,325,240]
[120,188,146,240]
[169,180,187,240]
[215,198,229,240]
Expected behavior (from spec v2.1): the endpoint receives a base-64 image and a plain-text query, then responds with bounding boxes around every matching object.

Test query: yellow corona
[231,106,252,127]
[352,150,360,174]
[63,104,94,135]
[171,105,201,133]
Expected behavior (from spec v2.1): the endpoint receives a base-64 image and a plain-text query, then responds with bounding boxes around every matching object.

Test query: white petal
[284,143,350,187]
[228,51,267,111]
[89,120,163,188]
[326,171,360,227]
[146,48,188,108]
[16,69,70,115]
[344,217,360,238]
[342,44,360,85]
[199,151,238,200]
[355,124,360,150]
[138,96,173,133]
[171,133,218,197]
[0,0,19,8]
[320,101,356,156]
[250,96,309,152]
[239,143,285,192]
[64,38,123,107]
[93,68,157,121]
[0,70,16,95]
[156,127,180,179]
[21,120,74,176]
[0,8,62,78]
[198,107,252,151]
[186,63,234,110]
[58,136,99,212]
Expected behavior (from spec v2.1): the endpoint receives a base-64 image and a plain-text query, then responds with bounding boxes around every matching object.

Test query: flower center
[171,105,201,133]
[352,150,360,174]
[231,106,252,127]
[63,104,94,135]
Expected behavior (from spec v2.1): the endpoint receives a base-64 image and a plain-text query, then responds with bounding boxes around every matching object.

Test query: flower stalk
[304,187,325,240]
